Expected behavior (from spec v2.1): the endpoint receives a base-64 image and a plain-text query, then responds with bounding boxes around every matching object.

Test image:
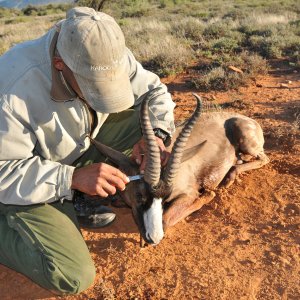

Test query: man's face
[53,56,85,100]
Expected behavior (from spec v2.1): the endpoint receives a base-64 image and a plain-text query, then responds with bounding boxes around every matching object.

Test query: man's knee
[0,202,96,295]
[43,254,96,295]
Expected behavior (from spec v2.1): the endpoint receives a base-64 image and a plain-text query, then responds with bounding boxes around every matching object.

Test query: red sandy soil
[0,60,299,300]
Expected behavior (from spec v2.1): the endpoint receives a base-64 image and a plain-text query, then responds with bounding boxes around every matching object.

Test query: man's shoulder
[0,30,54,94]
[125,48,138,79]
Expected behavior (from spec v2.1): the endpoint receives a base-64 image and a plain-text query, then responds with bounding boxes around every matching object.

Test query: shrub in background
[192,51,268,91]
[123,19,194,76]
[1,0,299,91]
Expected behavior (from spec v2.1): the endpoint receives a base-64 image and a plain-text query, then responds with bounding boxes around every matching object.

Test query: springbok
[90,91,269,245]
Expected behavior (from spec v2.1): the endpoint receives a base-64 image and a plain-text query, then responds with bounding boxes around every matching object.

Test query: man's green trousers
[0,110,141,295]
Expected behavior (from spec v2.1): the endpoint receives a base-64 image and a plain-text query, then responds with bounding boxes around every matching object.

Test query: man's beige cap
[52,7,134,113]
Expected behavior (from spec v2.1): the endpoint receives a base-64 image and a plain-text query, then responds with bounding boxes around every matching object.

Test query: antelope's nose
[145,231,164,245]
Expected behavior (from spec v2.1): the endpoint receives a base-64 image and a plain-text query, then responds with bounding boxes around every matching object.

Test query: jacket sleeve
[0,98,74,205]
[127,49,176,135]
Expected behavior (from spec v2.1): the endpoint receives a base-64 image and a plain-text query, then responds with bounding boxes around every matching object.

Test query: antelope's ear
[89,137,137,170]
[181,140,207,163]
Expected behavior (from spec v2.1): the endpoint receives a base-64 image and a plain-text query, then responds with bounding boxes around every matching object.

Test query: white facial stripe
[143,198,164,245]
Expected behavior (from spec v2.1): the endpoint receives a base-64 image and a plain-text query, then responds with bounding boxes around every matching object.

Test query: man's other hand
[131,137,170,173]
[72,163,129,197]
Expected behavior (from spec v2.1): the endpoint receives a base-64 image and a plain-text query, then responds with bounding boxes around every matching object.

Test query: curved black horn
[140,88,162,187]
[163,94,202,187]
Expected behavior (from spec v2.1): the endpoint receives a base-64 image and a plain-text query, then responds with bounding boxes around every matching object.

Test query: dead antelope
[90,92,269,245]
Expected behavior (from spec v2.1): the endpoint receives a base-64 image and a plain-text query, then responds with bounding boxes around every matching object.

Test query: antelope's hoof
[224,166,237,188]
[224,178,234,188]
[201,190,216,204]
[194,190,216,209]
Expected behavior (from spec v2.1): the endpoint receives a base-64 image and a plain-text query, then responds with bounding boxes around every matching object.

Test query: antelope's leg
[224,153,270,187]
[163,190,216,229]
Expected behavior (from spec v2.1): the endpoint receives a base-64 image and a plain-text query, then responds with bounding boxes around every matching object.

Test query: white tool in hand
[128,175,144,182]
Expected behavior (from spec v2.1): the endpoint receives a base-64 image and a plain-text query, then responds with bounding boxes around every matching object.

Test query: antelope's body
[163,111,269,229]
[91,93,269,245]
[170,112,266,192]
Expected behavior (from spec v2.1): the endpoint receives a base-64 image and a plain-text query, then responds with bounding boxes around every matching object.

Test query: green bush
[203,23,232,39]
[247,32,300,59]
[222,9,248,21]
[22,5,38,16]
[239,25,274,37]
[170,17,205,41]
[21,3,69,17]
[192,51,268,91]
[211,37,240,53]
[159,0,186,9]
[121,7,150,18]
[247,35,281,58]
[192,66,247,91]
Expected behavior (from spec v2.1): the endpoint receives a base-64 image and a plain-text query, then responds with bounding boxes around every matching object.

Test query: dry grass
[241,12,298,26]
[0,14,63,55]
[122,18,194,76]
[0,0,299,89]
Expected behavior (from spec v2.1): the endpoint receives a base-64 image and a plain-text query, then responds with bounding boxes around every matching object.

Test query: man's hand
[71,163,129,197]
[131,137,170,172]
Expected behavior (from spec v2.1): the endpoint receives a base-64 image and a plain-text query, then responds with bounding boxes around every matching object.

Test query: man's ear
[53,57,64,71]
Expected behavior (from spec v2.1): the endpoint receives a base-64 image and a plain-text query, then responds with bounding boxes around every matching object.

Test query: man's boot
[73,191,116,228]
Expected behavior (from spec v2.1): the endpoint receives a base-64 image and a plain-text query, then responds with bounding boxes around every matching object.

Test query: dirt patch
[0,62,299,300]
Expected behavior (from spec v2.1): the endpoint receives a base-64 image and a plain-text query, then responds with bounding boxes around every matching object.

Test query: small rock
[228,65,243,74]
[279,83,289,88]
[293,70,298,73]
[286,80,292,84]
[279,245,285,252]
[226,207,234,215]
[238,231,251,242]
[236,160,243,165]
[199,282,208,287]
[210,202,218,209]
[278,256,291,266]
[248,257,257,264]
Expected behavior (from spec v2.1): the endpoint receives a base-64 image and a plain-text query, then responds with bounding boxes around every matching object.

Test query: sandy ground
[0,60,299,300]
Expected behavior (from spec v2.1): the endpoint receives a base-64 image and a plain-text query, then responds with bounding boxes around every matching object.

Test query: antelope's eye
[136,192,146,203]
[136,191,142,198]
